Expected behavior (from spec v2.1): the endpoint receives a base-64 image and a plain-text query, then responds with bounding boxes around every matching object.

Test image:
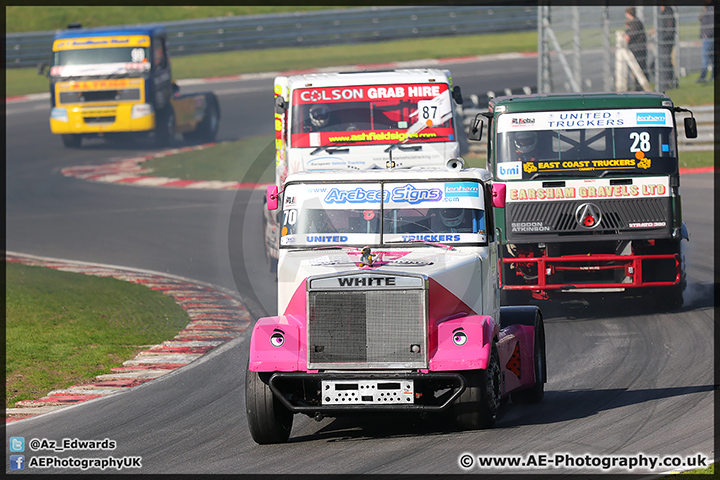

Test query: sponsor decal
[498,161,522,180]
[306,235,349,243]
[636,112,666,125]
[390,184,443,204]
[511,222,551,233]
[401,234,461,242]
[628,221,667,228]
[512,117,535,127]
[294,84,446,104]
[53,35,150,51]
[508,183,666,201]
[337,276,396,287]
[497,109,671,132]
[445,182,479,197]
[324,187,384,204]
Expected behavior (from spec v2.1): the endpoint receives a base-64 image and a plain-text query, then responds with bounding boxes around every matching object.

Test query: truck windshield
[495,108,678,180]
[54,47,150,66]
[289,83,455,148]
[279,181,487,248]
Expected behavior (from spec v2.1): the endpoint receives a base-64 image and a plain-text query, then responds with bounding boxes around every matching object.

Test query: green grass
[145,135,276,184]
[6,31,538,97]
[6,262,191,408]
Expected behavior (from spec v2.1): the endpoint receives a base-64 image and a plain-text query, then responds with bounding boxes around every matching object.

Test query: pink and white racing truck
[246,165,547,444]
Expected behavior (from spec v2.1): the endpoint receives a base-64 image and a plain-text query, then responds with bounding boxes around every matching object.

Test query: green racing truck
[468,92,698,309]
[41,23,220,148]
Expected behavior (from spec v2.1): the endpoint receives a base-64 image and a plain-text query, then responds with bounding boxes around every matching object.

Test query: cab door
[150,33,172,111]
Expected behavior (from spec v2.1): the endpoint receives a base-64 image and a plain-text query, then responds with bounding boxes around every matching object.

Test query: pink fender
[248,315,306,372]
[497,324,536,392]
[428,315,499,371]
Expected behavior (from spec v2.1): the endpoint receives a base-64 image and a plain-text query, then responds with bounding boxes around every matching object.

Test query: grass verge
[5,262,190,408]
[6,31,537,97]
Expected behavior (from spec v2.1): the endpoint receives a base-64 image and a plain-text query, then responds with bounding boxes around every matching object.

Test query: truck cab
[468,92,697,308]
[45,24,219,148]
[265,69,465,269]
[247,167,546,443]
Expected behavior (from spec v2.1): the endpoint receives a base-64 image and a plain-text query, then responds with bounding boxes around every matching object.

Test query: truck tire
[245,369,293,444]
[155,105,175,147]
[195,94,220,143]
[510,309,546,404]
[61,134,82,148]
[453,344,501,430]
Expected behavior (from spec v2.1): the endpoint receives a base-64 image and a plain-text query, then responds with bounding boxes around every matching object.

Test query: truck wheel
[195,94,220,143]
[511,310,546,404]
[245,369,293,444]
[61,134,82,148]
[155,105,175,147]
[454,344,501,430]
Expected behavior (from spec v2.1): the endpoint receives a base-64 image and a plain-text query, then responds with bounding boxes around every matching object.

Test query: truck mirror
[275,96,286,114]
[172,82,180,96]
[267,185,279,211]
[492,183,506,209]
[452,85,463,105]
[468,114,484,141]
[684,117,698,139]
[37,62,48,76]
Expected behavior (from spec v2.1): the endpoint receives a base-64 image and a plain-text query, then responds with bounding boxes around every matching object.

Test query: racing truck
[467,92,698,309]
[264,69,465,270]
[41,24,220,148]
[246,166,546,444]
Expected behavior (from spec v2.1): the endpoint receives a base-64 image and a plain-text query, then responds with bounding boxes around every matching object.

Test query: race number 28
[629,132,651,152]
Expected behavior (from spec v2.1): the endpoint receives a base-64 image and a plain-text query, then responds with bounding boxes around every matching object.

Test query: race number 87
[417,100,439,124]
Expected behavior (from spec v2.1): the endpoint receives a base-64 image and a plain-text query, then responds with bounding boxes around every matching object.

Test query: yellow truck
[42,24,220,148]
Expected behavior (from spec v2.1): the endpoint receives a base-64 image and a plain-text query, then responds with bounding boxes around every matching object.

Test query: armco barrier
[6,6,536,68]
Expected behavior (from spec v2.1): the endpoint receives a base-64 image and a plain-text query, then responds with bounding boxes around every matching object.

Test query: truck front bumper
[50,104,155,134]
[500,252,682,291]
[268,372,467,414]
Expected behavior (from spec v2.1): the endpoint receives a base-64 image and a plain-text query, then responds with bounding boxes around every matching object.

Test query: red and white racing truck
[246,166,546,444]
[264,69,465,270]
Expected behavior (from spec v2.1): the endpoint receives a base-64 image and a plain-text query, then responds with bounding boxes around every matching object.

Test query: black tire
[245,369,293,444]
[511,310,546,404]
[659,282,684,311]
[453,344,501,430]
[195,94,220,143]
[154,105,175,147]
[61,134,82,148]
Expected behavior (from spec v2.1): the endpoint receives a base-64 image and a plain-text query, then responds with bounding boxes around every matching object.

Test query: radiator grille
[507,197,671,241]
[308,288,427,369]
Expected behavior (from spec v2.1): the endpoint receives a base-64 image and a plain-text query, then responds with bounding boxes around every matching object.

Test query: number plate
[321,379,414,405]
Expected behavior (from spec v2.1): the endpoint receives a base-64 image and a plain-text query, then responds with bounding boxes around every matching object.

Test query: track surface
[6,56,715,475]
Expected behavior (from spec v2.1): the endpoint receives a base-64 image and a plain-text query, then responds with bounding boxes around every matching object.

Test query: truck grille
[506,197,672,242]
[59,89,141,104]
[307,273,427,369]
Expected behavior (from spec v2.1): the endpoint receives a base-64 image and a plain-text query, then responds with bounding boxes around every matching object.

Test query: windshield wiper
[384,142,423,153]
[310,141,352,155]
[384,239,455,250]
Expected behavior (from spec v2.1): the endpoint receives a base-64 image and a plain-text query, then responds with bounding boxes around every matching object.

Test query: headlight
[51,107,68,122]
[131,103,153,119]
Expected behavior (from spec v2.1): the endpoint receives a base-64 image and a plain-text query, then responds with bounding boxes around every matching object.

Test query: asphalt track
[5,55,715,475]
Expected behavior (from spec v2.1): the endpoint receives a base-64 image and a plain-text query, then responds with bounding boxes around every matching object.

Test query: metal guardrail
[6,6,537,68]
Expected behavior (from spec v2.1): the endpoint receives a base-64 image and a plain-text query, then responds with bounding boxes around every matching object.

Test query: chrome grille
[307,273,427,369]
